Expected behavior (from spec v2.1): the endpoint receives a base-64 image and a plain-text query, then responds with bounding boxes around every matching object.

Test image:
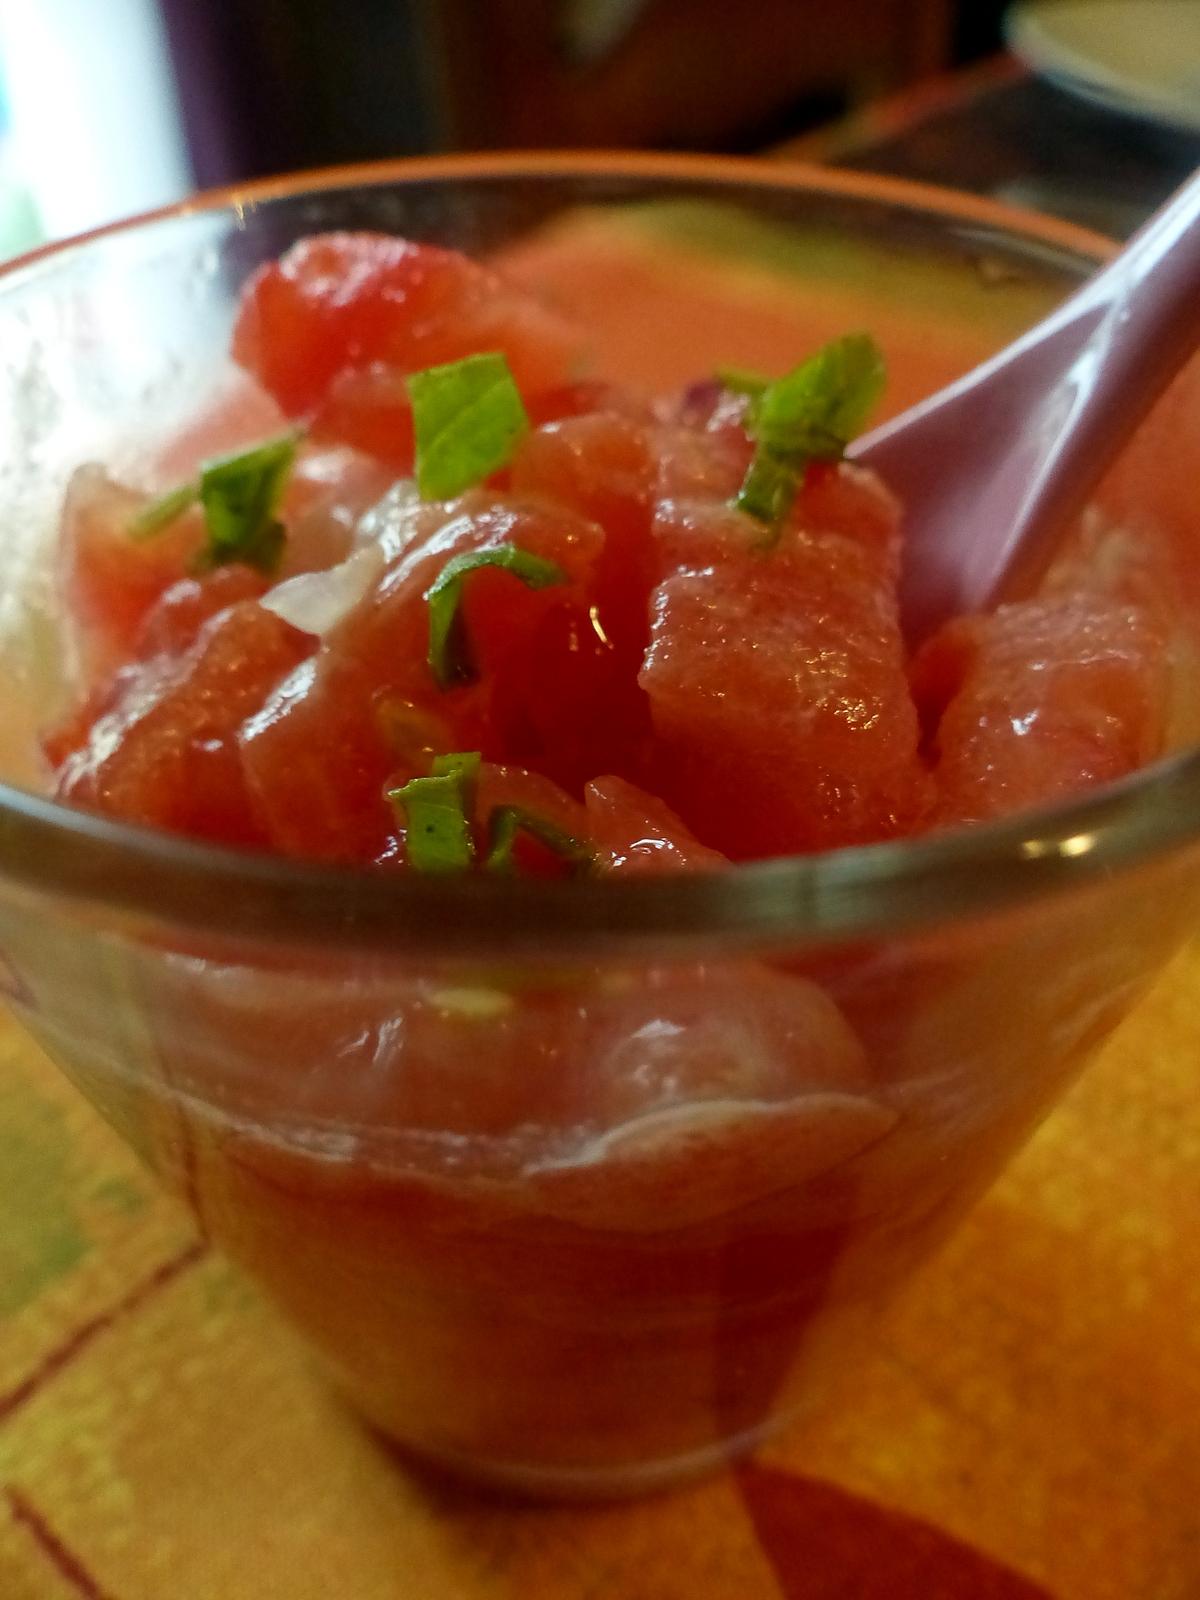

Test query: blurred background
[0,0,1195,253]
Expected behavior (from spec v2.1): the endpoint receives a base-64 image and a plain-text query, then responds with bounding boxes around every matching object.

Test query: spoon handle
[1066,164,1200,439]
[858,165,1200,644]
[992,166,1200,606]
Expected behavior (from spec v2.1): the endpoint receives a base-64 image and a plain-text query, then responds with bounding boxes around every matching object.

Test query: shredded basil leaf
[195,433,298,576]
[731,334,886,536]
[425,543,566,690]
[734,450,804,530]
[407,352,529,501]
[715,365,769,400]
[128,481,200,542]
[484,805,596,875]
[749,334,885,458]
[387,752,481,873]
[128,432,299,573]
[431,750,481,785]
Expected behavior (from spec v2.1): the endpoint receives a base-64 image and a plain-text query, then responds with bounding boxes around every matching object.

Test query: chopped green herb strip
[388,755,480,873]
[750,333,885,459]
[431,750,481,782]
[407,351,529,501]
[484,805,596,876]
[715,365,769,400]
[426,543,566,689]
[128,480,200,542]
[194,432,298,576]
[432,750,481,813]
[731,333,886,536]
[734,449,804,530]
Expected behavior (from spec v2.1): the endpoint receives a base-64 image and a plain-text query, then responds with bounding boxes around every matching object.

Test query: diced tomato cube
[51,601,313,848]
[232,232,583,419]
[914,595,1168,825]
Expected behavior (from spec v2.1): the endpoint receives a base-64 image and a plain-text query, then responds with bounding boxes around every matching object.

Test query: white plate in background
[1007,0,1200,135]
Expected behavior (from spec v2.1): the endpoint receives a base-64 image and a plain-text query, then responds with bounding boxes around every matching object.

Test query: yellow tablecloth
[1,940,1197,1600]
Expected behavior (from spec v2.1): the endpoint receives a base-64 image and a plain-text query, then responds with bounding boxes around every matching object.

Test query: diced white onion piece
[261,540,386,636]
[354,478,424,563]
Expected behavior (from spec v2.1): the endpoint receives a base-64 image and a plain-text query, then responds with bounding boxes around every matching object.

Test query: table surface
[779,55,1200,239]
[4,60,1200,1600]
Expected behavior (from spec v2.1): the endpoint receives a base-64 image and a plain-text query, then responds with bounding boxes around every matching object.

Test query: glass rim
[4,148,1193,961]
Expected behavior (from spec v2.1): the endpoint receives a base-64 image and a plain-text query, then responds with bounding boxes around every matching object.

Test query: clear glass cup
[1,153,1198,1499]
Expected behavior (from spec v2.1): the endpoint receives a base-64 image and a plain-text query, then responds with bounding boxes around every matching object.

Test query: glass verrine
[1,154,1198,1498]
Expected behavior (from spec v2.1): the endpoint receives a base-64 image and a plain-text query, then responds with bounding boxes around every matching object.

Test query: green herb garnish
[195,433,298,575]
[430,750,482,783]
[128,431,299,576]
[425,543,566,690]
[387,752,481,873]
[407,352,529,501]
[715,365,769,400]
[484,806,596,876]
[748,334,885,457]
[731,333,886,535]
[733,450,801,531]
[129,480,200,542]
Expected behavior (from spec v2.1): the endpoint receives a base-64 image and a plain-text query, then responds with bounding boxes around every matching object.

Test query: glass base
[385,1415,786,1502]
